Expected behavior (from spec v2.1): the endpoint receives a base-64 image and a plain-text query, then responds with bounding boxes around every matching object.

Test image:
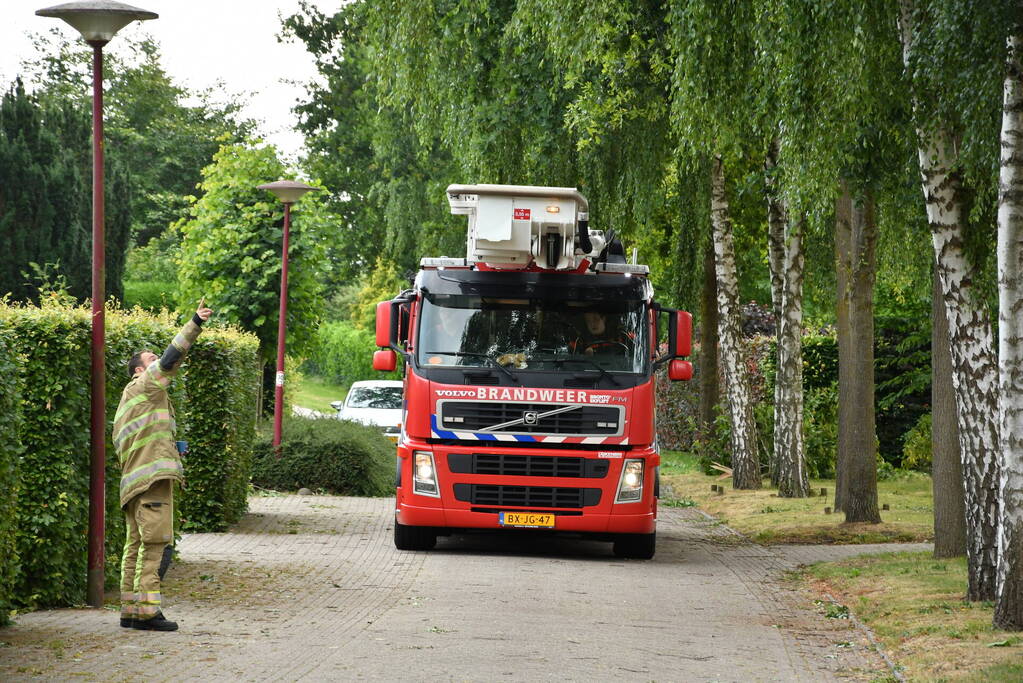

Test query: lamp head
[258,180,320,205]
[36,1,157,46]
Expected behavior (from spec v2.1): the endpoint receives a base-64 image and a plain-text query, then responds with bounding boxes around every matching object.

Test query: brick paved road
[0,495,927,681]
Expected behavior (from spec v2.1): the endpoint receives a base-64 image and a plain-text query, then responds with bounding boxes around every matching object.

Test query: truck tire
[612,531,656,559]
[394,520,437,551]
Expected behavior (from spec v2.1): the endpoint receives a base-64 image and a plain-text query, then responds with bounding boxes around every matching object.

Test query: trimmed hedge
[178,328,260,531]
[0,300,259,610]
[251,416,394,496]
[2,303,93,608]
[305,320,402,386]
[0,326,23,625]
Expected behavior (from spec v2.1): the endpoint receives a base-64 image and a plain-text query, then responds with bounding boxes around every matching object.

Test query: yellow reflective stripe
[120,458,183,493]
[139,591,161,603]
[114,393,148,422]
[171,333,191,352]
[121,431,175,460]
[114,410,172,450]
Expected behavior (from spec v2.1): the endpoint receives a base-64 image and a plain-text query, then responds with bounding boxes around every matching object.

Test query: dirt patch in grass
[803,551,1023,681]
[660,452,933,545]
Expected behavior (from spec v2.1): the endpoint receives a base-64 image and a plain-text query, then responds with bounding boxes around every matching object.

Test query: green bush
[2,302,93,608]
[0,300,260,610]
[122,280,177,312]
[306,320,401,386]
[177,327,260,531]
[902,412,932,472]
[653,355,700,451]
[0,326,23,625]
[803,385,838,478]
[251,416,394,496]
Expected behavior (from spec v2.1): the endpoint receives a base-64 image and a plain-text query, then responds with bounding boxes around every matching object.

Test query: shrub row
[0,329,23,626]
[0,299,260,613]
[251,416,394,496]
[304,320,401,386]
[656,326,929,476]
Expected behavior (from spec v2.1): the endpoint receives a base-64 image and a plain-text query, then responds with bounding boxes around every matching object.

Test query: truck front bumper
[396,501,656,535]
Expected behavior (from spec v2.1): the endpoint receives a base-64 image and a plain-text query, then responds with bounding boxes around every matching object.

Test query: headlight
[413,451,440,497]
[615,459,644,503]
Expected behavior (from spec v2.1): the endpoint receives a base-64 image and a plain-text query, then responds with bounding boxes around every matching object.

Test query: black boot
[120,616,135,628]
[132,611,178,631]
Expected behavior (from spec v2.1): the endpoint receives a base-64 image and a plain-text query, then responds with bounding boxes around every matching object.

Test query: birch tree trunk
[932,264,967,560]
[766,139,786,488]
[710,156,761,489]
[836,183,881,524]
[995,31,1023,631]
[765,138,808,497]
[698,242,720,445]
[776,216,808,498]
[900,1,1001,601]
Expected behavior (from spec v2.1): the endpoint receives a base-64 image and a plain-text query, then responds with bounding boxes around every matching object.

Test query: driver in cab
[569,311,634,356]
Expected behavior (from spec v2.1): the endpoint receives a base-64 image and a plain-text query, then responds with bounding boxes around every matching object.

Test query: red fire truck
[372,184,693,558]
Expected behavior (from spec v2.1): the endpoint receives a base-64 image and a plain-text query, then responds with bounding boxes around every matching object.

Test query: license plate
[499,512,555,528]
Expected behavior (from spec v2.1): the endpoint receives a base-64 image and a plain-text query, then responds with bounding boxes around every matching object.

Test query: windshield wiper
[425,350,519,382]
[544,355,620,386]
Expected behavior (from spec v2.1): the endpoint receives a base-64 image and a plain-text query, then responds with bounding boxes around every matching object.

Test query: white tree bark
[900,1,1001,601]
[776,216,807,498]
[995,31,1023,631]
[766,139,786,488]
[765,138,807,497]
[711,156,761,489]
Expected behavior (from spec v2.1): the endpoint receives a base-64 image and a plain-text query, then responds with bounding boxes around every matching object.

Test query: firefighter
[114,302,212,631]
[570,311,634,355]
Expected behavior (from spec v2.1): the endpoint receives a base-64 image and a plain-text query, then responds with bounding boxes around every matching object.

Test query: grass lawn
[659,452,1020,680]
[291,374,348,414]
[659,451,933,544]
[803,552,1023,681]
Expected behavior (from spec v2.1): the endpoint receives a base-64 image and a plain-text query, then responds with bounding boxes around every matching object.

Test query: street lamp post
[36,0,157,609]
[257,180,320,450]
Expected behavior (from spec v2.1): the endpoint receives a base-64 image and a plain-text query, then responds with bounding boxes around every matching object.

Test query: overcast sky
[1,0,342,161]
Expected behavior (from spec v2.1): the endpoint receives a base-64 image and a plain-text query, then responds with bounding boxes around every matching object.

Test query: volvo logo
[523,411,539,425]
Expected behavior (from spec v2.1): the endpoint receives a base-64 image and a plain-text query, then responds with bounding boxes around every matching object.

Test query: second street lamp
[36,0,157,610]
[258,180,320,451]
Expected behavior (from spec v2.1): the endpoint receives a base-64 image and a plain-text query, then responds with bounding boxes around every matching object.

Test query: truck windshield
[417,294,647,373]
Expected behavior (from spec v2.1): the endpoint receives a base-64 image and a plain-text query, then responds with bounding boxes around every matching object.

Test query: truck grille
[453,484,601,508]
[438,401,623,436]
[447,453,609,478]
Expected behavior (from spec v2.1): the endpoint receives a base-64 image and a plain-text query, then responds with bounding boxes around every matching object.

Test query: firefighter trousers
[120,479,173,622]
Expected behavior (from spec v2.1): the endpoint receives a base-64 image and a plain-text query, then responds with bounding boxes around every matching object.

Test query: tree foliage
[21,33,256,245]
[0,79,131,303]
[176,142,331,360]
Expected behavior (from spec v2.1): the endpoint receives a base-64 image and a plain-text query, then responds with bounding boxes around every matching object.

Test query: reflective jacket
[114,316,203,508]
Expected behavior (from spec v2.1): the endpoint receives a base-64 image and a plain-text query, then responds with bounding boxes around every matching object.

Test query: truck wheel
[613,531,656,559]
[394,520,437,551]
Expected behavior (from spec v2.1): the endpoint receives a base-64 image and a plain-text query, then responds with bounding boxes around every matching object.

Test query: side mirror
[668,359,693,382]
[373,349,397,372]
[375,301,392,347]
[329,400,343,412]
[675,310,692,357]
